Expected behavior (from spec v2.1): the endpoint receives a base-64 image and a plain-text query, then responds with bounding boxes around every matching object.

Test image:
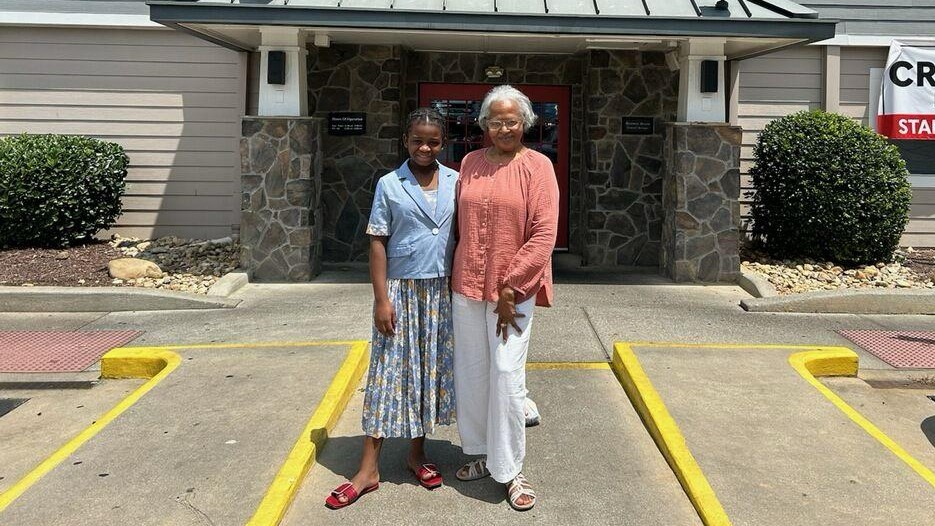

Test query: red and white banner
[878,41,935,140]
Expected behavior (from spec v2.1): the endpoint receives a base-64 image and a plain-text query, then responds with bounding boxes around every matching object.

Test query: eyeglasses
[486,119,523,131]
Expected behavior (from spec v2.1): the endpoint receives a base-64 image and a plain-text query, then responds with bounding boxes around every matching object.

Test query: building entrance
[419,83,570,250]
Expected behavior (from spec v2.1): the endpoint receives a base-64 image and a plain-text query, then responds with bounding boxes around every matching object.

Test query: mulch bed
[904,248,935,282]
[0,241,122,287]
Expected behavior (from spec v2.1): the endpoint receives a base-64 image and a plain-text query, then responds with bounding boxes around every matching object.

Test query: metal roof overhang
[147,1,837,59]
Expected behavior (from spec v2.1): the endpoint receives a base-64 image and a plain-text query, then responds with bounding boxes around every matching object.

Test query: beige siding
[0,26,246,240]
[737,44,935,247]
[737,46,823,234]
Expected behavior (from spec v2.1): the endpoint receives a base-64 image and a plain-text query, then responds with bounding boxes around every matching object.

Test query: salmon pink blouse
[452,147,560,307]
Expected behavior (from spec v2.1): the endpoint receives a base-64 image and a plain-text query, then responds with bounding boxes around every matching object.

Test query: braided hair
[405,107,447,141]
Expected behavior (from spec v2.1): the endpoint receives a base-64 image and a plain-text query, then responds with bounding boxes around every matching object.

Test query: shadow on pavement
[314,435,505,505]
[922,415,935,450]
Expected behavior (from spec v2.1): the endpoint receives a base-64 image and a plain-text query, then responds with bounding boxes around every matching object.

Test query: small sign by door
[328,112,366,136]
[622,117,655,135]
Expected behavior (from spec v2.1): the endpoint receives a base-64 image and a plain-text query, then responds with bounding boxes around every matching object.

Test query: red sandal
[324,481,379,509]
[412,463,443,490]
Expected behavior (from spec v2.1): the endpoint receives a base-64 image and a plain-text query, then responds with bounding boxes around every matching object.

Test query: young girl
[326,108,457,509]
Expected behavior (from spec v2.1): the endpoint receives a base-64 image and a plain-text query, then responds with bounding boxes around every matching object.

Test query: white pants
[453,292,535,483]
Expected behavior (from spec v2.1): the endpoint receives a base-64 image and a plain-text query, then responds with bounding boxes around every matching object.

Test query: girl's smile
[404,122,445,169]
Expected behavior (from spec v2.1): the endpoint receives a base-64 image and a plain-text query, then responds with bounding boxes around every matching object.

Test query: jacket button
[432,228,439,235]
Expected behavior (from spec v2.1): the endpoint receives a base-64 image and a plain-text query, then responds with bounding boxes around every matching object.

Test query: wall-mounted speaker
[700,60,718,93]
[267,50,286,85]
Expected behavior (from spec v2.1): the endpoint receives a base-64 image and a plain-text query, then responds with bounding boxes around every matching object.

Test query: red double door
[419,83,570,250]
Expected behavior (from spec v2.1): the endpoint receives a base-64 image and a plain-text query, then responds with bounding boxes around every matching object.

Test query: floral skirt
[361,277,456,439]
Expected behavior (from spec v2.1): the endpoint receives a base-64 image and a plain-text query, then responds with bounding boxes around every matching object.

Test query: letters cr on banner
[878,41,935,140]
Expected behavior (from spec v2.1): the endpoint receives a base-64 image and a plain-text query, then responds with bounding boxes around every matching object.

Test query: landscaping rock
[741,249,935,296]
[108,258,164,280]
[108,234,241,295]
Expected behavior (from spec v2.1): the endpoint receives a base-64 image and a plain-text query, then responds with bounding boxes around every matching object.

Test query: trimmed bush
[748,110,911,265]
[0,134,128,248]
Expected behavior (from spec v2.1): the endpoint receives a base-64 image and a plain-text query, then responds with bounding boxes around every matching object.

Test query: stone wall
[306,46,678,268]
[307,44,403,262]
[662,123,742,282]
[240,117,322,281]
[584,51,678,266]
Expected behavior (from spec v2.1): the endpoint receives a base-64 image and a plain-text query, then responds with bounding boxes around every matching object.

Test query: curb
[247,340,370,526]
[857,368,935,389]
[741,289,935,315]
[0,286,241,312]
[611,342,731,526]
[207,271,250,297]
[0,347,180,512]
[736,271,777,298]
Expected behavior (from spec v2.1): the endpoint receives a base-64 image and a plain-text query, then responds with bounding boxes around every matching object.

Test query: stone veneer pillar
[240,117,322,281]
[662,123,742,282]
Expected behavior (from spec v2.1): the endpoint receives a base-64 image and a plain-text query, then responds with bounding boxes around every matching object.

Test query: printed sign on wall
[878,41,935,140]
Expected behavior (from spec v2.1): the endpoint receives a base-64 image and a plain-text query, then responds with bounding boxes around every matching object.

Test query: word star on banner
[878,41,935,140]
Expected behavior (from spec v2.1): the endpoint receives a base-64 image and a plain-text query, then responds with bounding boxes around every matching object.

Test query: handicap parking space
[0,343,353,526]
[623,343,935,526]
[285,366,701,526]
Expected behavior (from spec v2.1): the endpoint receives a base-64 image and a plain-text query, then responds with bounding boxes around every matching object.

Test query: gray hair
[477,85,537,132]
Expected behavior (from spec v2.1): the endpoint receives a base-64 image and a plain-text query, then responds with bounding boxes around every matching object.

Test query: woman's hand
[495,286,525,342]
[374,298,396,337]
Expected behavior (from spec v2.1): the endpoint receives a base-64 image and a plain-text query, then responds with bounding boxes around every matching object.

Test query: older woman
[452,85,559,511]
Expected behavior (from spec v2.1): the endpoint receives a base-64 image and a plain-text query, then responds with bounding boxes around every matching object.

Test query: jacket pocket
[386,244,414,258]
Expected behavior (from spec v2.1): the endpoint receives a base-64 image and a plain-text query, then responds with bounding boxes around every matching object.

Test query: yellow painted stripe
[0,348,180,512]
[611,342,731,526]
[526,361,611,370]
[789,349,935,490]
[120,340,362,351]
[625,340,843,350]
[246,340,370,526]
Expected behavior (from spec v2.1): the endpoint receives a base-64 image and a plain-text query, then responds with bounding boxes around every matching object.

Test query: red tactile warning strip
[0,331,142,373]
[838,330,935,369]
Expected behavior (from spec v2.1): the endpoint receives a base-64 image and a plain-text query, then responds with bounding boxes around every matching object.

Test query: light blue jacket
[367,160,458,279]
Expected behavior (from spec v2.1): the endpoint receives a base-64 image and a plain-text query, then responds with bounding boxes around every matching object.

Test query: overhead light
[484,66,503,79]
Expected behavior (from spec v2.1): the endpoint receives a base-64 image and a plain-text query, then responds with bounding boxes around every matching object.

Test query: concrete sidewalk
[285,368,701,526]
[632,344,935,526]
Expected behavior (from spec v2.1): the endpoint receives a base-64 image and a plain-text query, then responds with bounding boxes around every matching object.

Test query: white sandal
[507,473,536,511]
[456,458,490,481]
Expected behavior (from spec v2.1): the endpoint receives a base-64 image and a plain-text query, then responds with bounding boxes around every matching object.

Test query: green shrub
[748,110,911,265]
[0,134,128,248]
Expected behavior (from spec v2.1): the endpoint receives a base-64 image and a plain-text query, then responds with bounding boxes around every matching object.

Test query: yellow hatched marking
[526,362,611,370]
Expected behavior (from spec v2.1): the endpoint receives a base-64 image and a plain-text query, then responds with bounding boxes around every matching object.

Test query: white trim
[869,67,883,132]
[813,35,935,47]
[0,11,162,29]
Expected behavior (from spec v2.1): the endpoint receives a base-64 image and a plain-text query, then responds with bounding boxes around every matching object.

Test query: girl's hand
[374,299,396,337]
[495,286,525,342]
